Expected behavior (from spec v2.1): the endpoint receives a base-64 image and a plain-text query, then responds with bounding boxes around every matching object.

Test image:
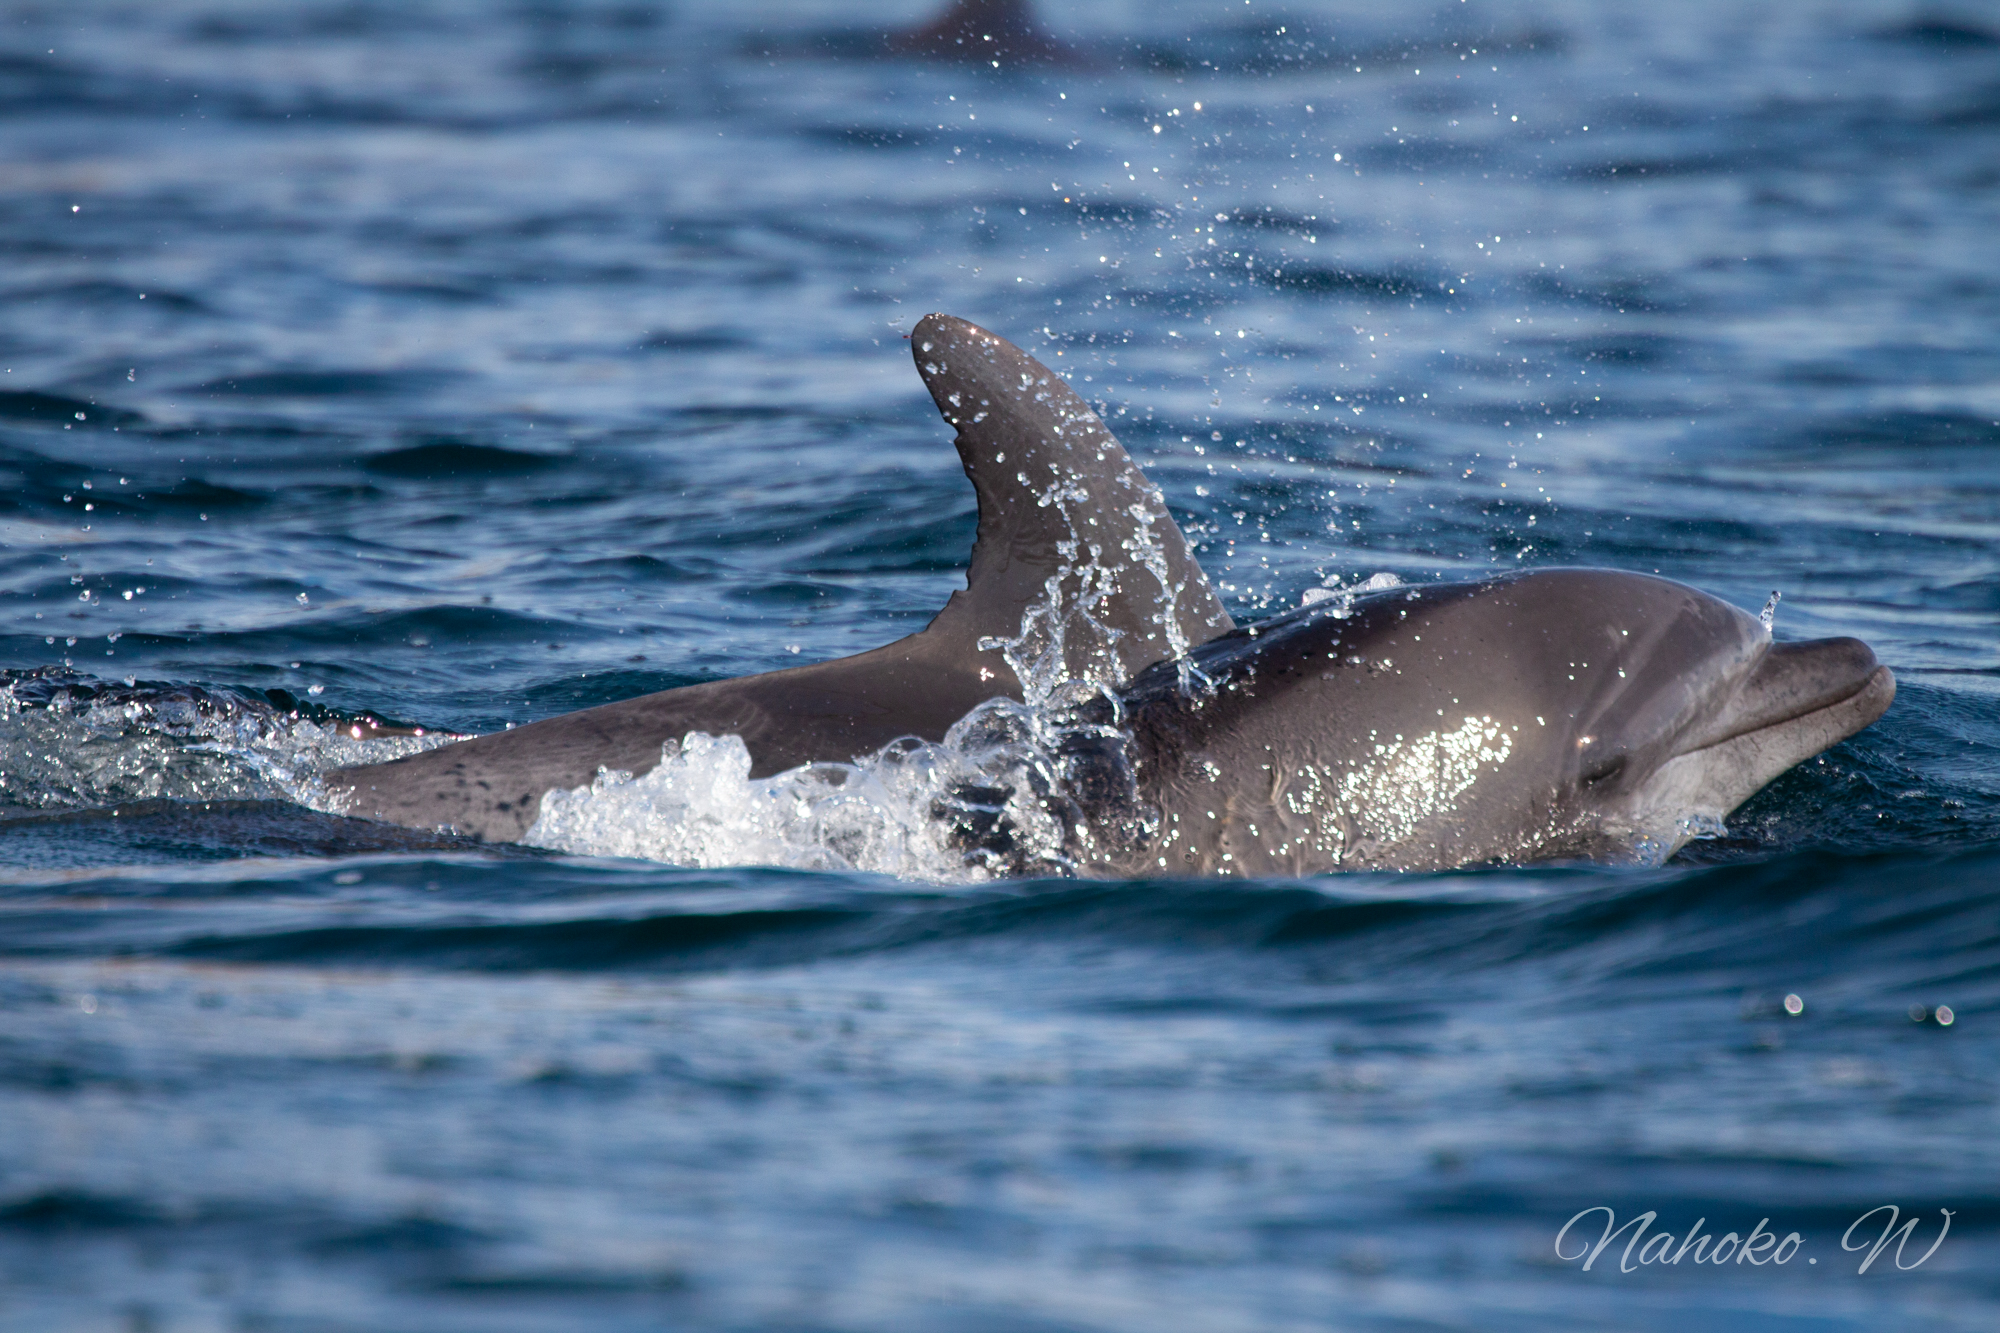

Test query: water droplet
[1759,589,1781,630]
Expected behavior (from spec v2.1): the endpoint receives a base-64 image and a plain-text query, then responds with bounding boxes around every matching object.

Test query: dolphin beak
[1680,637,1894,756]
[1609,633,1894,861]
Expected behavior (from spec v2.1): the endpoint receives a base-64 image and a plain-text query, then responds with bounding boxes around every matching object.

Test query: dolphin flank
[327,315,1893,872]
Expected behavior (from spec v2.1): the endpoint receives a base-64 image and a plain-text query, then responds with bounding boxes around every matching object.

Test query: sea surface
[3,1,1999,1328]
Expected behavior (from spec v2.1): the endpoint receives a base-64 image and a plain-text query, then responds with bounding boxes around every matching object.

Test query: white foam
[523,699,1100,881]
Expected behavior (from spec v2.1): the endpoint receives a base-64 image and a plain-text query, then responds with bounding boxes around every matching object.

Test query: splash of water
[1120,496,1213,695]
[0,670,454,816]
[1679,812,1729,842]
[971,463,1130,706]
[1760,589,1781,631]
[522,694,1141,881]
[1301,570,1403,615]
[529,478,1165,877]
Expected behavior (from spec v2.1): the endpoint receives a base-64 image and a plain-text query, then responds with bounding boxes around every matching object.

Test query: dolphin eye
[1580,750,1627,785]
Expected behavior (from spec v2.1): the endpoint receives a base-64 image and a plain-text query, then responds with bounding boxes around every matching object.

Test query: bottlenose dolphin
[884,0,1072,66]
[751,0,1081,69]
[753,0,1557,78]
[328,314,1893,872]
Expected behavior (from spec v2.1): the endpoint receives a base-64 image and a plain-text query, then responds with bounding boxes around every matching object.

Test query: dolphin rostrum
[327,314,1893,872]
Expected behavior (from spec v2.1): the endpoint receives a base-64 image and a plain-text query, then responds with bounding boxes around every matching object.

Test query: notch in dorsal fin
[908,313,1233,692]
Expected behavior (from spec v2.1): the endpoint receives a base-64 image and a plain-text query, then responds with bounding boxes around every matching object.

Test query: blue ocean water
[3,0,1999,1327]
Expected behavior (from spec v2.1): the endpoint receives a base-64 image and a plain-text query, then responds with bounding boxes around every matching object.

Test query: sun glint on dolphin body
[327,315,1893,873]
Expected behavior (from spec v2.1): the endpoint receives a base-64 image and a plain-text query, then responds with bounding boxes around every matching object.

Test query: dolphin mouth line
[1675,663,1895,759]
[1674,637,1886,756]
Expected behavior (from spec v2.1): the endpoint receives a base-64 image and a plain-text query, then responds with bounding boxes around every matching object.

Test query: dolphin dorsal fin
[908,313,1233,694]
[887,0,1065,63]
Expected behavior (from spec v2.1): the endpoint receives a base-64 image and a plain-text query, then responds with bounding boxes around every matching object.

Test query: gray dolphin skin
[328,314,1894,871]
[1080,572,1892,874]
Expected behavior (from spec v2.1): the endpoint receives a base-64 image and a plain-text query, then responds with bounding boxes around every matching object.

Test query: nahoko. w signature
[1556,1205,1953,1274]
